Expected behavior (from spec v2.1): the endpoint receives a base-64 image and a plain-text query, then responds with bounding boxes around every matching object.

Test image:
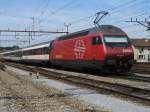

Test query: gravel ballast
[0,69,105,112]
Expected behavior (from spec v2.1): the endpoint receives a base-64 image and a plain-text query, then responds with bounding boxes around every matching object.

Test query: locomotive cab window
[103,36,129,47]
[92,36,102,45]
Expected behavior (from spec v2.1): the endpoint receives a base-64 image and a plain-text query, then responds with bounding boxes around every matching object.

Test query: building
[131,38,150,63]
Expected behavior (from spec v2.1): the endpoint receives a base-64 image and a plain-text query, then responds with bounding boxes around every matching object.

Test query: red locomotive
[50,25,134,72]
[1,25,134,73]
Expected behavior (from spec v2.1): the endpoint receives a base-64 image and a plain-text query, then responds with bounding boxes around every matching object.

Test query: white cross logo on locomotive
[74,40,86,59]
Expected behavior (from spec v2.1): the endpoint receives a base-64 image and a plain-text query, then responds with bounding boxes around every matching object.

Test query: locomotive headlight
[122,49,132,53]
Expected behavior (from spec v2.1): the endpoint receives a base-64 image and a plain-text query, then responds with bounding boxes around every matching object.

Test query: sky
[0,0,149,47]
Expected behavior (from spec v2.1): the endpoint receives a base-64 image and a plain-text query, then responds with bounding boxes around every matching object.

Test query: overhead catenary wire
[37,0,51,21]
[4,0,145,31]
[68,0,150,36]
[103,11,150,25]
[71,0,149,30]
[35,0,77,31]
[110,0,149,15]
[34,0,50,17]
[109,0,138,11]
[0,0,148,27]
[1,0,149,47]
[25,0,50,31]
[101,0,150,27]
[68,0,140,25]
[50,0,75,15]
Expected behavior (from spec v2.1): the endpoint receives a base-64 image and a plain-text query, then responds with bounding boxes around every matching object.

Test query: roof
[22,41,51,49]
[22,43,49,51]
[0,41,53,54]
[57,25,126,41]
[131,38,150,47]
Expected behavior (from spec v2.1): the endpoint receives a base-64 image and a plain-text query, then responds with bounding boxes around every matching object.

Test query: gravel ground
[5,66,150,112]
[0,69,104,112]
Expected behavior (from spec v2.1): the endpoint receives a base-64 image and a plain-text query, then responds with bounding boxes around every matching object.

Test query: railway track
[131,63,150,74]
[5,62,150,104]
[105,73,150,83]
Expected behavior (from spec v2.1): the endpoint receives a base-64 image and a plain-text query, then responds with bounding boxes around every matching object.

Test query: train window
[22,47,49,56]
[37,48,42,55]
[31,49,35,55]
[34,49,38,55]
[148,55,150,61]
[29,50,31,55]
[103,36,129,47]
[23,51,27,55]
[43,47,49,54]
[23,50,31,55]
[15,52,20,56]
[31,50,34,55]
[138,55,145,59]
[139,48,144,53]
[92,36,102,45]
[28,50,31,55]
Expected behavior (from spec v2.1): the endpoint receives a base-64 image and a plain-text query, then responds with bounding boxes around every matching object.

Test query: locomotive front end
[103,35,134,72]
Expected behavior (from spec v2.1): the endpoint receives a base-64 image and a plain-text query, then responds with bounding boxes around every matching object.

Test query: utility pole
[30,17,36,41]
[64,23,71,34]
[31,17,35,31]
[28,32,31,46]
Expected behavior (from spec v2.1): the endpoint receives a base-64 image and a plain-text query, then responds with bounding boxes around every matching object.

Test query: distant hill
[0,45,19,53]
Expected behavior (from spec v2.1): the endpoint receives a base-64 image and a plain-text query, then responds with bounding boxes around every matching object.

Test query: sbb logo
[74,40,86,59]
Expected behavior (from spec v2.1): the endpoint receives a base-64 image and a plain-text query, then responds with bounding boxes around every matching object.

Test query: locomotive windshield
[103,36,129,47]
